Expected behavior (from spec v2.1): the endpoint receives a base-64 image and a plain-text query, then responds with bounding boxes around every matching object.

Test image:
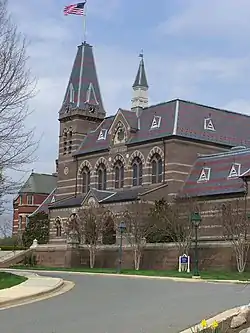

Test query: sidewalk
[0,270,64,308]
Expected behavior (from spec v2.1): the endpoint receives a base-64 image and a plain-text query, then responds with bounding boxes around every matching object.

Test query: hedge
[0,246,27,251]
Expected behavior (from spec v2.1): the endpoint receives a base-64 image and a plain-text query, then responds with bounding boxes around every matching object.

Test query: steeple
[131,52,149,110]
[60,41,105,116]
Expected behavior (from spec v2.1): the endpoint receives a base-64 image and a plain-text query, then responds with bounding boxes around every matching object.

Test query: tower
[131,52,149,110]
[56,42,106,200]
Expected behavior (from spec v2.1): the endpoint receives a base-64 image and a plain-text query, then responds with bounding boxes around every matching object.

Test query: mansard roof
[60,42,105,115]
[74,99,250,156]
[19,173,57,194]
[181,147,250,197]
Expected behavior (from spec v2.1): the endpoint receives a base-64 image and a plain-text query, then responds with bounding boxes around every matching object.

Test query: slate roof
[49,194,86,209]
[74,99,250,157]
[29,188,56,217]
[60,42,105,115]
[133,54,148,89]
[49,187,145,210]
[19,173,57,194]
[180,147,250,197]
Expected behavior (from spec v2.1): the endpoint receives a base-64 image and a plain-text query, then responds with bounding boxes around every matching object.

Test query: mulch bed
[201,312,250,332]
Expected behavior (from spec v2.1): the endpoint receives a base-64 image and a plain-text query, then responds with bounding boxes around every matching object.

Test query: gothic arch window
[82,167,90,193]
[132,157,143,186]
[151,153,163,184]
[55,217,62,237]
[114,160,124,189]
[97,163,107,190]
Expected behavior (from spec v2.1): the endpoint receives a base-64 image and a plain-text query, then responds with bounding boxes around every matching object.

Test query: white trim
[173,99,179,135]
[197,167,211,183]
[204,118,215,131]
[228,163,241,178]
[150,115,161,129]
[97,129,107,141]
[77,44,85,107]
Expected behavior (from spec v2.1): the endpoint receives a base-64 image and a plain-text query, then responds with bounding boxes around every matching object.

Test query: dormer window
[228,163,241,178]
[197,167,211,183]
[97,129,107,141]
[151,116,161,129]
[69,83,74,103]
[204,118,215,131]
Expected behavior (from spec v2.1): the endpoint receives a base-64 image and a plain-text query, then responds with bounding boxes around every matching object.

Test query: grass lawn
[11,265,250,281]
[0,272,27,289]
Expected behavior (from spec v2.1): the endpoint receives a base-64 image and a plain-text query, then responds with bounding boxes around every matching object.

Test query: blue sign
[180,256,188,264]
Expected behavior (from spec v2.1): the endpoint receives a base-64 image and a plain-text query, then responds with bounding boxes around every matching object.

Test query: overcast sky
[8,0,250,177]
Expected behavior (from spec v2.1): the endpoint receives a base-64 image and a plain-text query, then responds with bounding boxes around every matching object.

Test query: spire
[60,42,105,115]
[132,52,148,89]
[131,51,149,110]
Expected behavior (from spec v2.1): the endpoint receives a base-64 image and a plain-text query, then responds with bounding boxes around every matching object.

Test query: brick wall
[33,242,249,272]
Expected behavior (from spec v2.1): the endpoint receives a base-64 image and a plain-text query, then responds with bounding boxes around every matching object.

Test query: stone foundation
[31,241,250,271]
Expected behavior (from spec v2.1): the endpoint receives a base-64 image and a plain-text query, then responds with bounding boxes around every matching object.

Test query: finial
[139,49,143,58]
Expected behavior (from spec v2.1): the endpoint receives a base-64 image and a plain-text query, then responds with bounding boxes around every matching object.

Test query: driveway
[0,271,249,333]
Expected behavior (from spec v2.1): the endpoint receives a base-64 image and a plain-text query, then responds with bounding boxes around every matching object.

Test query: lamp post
[191,212,202,278]
[117,221,126,274]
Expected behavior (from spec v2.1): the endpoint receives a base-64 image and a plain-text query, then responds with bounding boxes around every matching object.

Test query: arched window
[82,167,90,193]
[151,153,163,184]
[114,161,124,189]
[55,217,62,237]
[132,157,143,186]
[97,163,107,190]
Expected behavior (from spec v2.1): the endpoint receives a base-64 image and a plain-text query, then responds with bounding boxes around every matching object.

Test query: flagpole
[83,1,87,42]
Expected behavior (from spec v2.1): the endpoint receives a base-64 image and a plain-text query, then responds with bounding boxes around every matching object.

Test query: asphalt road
[0,272,250,333]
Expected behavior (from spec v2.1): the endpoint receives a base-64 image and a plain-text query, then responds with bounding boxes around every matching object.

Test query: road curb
[0,276,64,309]
[3,268,250,285]
[179,306,240,332]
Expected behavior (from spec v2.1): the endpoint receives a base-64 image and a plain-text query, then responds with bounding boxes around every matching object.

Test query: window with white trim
[97,129,107,141]
[197,167,211,183]
[27,195,33,205]
[18,216,22,229]
[204,118,215,131]
[69,83,75,103]
[228,163,241,178]
[150,116,161,129]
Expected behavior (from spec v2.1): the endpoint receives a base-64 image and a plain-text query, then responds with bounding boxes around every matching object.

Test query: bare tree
[66,204,107,269]
[219,200,249,273]
[122,201,153,270]
[0,218,12,238]
[0,0,37,206]
[150,197,203,256]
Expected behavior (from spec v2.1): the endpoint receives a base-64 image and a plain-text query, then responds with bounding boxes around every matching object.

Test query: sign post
[178,254,190,273]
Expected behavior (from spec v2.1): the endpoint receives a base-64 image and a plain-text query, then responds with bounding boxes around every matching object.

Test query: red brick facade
[13,193,49,234]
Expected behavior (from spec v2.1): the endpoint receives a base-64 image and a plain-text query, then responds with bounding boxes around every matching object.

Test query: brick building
[12,172,57,234]
[29,40,250,270]
[26,40,250,242]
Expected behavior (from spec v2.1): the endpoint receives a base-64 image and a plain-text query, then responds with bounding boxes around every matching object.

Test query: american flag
[64,2,86,16]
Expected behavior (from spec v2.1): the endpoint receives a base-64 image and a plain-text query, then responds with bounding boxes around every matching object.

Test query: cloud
[158,0,250,39]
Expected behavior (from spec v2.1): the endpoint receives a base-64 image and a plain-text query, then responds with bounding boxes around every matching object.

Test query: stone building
[35,40,250,249]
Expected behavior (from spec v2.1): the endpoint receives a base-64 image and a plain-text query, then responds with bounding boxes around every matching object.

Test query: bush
[0,245,27,251]
[22,212,49,248]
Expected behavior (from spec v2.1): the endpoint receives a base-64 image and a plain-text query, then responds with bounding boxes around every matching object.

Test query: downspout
[75,156,78,197]
[162,138,166,182]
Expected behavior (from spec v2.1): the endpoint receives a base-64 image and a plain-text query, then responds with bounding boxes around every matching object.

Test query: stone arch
[111,121,128,142]
[94,157,109,171]
[111,154,126,169]
[78,160,93,175]
[54,216,62,237]
[146,146,164,165]
[128,150,145,166]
